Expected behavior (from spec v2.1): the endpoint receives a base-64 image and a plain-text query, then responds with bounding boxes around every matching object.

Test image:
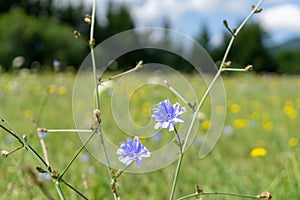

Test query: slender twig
[169,127,183,200]
[47,129,92,133]
[163,80,196,111]
[37,131,50,165]
[170,1,264,199]
[97,126,113,177]
[89,0,113,182]
[90,0,99,110]
[55,181,66,200]
[100,60,143,83]
[0,119,89,199]
[60,179,89,200]
[177,191,265,200]
[59,129,97,180]
[182,0,264,153]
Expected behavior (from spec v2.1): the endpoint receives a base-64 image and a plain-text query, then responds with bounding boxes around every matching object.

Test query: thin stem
[170,154,183,200]
[90,0,100,110]
[177,191,263,200]
[0,123,48,167]
[60,179,89,200]
[38,136,49,165]
[59,130,97,180]
[55,181,66,200]
[114,162,132,180]
[97,126,113,179]
[100,60,143,83]
[164,80,195,111]
[47,129,92,133]
[182,0,264,153]
[111,163,133,200]
[89,0,113,181]
[222,68,248,72]
[170,1,264,199]
[169,127,184,200]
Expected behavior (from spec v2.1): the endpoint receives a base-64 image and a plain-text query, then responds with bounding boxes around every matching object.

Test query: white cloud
[127,0,253,27]
[258,4,300,34]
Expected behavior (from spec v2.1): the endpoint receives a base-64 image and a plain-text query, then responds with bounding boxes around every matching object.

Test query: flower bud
[1,150,9,157]
[223,61,232,67]
[84,14,92,24]
[256,192,272,199]
[23,134,27,142]
[94,109,101,124]
[195,184,203,194]
[73,30,81,39]
[245,65,253,71]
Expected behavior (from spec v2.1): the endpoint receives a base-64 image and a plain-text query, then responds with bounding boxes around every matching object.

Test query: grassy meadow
[0,71,299,199]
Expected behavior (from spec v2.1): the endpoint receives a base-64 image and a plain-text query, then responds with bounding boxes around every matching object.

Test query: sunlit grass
[0,72,299,199]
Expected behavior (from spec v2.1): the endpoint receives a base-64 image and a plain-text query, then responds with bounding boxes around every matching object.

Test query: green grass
[0,72,299,199]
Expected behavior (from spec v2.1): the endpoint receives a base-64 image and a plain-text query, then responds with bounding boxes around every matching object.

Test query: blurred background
[0,1,299,199]
[0,0,299,73]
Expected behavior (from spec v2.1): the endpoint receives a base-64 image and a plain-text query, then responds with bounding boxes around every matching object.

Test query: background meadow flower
[250,147,267,157]
[117,136,150,167]
[151,99,186,132]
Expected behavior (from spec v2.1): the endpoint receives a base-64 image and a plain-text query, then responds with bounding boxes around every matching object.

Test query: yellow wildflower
[289,137,298,147]
[230,103,240,114]
[263,121,273,131]
[201,120,211,130]
[47,84,56,94]
[57,86,68,96]
[250,147,267,157]
[233,119,247,128]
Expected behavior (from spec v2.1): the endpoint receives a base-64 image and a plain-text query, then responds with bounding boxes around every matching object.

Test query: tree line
[0,0,299,74]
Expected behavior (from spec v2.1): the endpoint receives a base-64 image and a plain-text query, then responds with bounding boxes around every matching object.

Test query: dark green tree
[196,24,210,51]
[0,9,86,71]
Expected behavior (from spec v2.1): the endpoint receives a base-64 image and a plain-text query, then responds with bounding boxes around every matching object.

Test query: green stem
[55,181,66,200]
[90,0,100,110]
[97,127,113,179]
[61,179,89,200]
[170,153,183,200]
[0,123,48,167]
[177,191,262,200]
[89,0,113,182]
[59,129,97,180]
[170,1,264,199]
[170,127,184,200]
[182,0,265,153]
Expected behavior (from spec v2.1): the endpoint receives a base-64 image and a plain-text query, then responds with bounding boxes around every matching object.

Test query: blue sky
[67,0,300,47]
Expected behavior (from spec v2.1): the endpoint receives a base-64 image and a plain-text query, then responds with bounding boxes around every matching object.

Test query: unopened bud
[1,150,9,157]
[94,109,101,124]
[163,80,170,87]
[256,192,272,199]
[36,166,47,173]
[195,184,203,194]
[73,30,81,39]
[89,39,95,47]
[223,20,228,27]
[84,14,92,24]
[223,61,232,67]
[245,65,253,71]
[135,61,143,69]
[252,5,263,13]
[22,134,27,142]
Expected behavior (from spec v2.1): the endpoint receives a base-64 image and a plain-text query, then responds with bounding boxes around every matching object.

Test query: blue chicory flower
[37,128,48,139]
[117,136,150,167]
[52,60,61,68]
[151,99,186,131]
[39,173,51,181]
